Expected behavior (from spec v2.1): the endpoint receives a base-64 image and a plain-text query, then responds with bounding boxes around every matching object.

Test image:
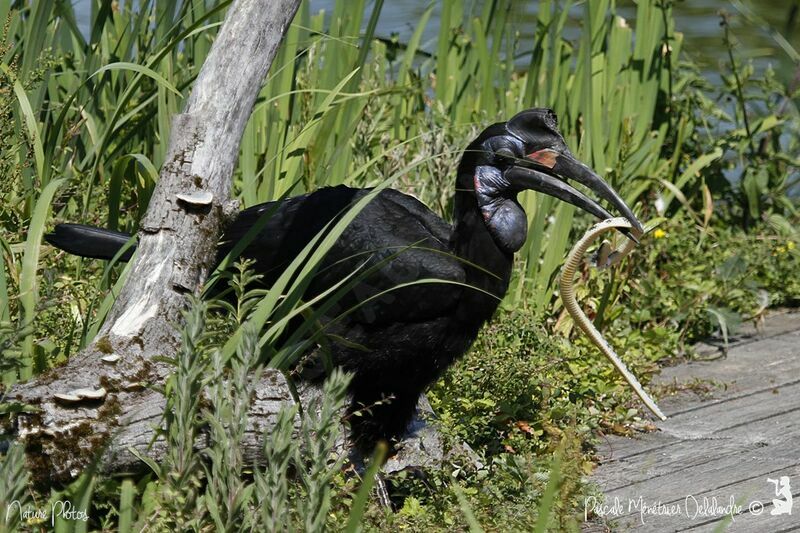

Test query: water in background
[72,0,799,78]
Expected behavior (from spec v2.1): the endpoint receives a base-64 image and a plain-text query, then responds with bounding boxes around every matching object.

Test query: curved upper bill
[505,166,614,222]
[521,148,644,237]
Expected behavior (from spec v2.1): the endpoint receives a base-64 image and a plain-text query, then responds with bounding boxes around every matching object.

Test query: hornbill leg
[374,473,392,509]
[347,386,421,454]
[346,445,394,509]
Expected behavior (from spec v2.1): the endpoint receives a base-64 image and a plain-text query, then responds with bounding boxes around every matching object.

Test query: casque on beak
[504,108,643,240]
[503,150,642,242]
[527,147,644,235]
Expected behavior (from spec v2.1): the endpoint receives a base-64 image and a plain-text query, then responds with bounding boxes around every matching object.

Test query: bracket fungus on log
[52,388,108,405]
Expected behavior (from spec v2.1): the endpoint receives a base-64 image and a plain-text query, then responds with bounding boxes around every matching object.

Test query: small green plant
[202,321,263,532]
[137,299,209,530]
[253,405,297,533]
[296,370,351,532]
[115,271,361,532]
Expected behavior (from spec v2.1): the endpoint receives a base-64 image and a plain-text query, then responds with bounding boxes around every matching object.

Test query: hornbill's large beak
[504,166,615,222]
[506,147,643,240]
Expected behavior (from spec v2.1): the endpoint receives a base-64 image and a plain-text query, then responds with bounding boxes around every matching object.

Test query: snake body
[559,218,667,421]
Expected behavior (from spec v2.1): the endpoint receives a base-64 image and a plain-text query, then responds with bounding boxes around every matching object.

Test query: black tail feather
[45,224,136,261]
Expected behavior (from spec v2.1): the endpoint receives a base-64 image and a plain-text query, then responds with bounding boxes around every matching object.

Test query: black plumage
[223,185,511,446]
[45,108,641,450]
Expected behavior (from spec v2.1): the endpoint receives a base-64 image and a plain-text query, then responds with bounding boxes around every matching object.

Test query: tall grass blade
[19,178,65,380]
[344,442,387,533]
[118,479,136,533]
[533,453,561,533]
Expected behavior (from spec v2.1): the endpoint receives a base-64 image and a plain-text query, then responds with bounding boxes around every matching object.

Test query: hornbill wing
[216,185,364,287]
[310,189,465,326]
[219,187,465,326]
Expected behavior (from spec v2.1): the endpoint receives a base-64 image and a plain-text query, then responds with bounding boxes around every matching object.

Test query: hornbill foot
[374,473,392,509]
[346,444,394,509]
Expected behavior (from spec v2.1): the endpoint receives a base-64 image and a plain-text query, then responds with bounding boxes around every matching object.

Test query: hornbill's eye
[494,147,518,165]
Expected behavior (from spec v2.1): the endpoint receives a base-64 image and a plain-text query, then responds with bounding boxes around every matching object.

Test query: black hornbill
[46,108,642,450]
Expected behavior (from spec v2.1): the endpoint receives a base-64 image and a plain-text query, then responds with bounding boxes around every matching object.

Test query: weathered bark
[9,0,303,484]
[8,0,459,485]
